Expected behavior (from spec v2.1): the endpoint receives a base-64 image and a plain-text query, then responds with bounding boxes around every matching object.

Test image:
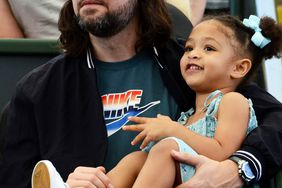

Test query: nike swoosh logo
[107,101,160,136]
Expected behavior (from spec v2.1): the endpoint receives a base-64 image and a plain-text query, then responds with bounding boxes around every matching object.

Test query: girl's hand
[123,114,179,149]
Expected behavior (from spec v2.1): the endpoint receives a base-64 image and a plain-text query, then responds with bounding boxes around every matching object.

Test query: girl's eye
[204,46,215,51]
[185,46,193,52]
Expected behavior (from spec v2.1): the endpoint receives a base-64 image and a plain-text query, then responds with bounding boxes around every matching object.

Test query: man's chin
[79,7,105,19]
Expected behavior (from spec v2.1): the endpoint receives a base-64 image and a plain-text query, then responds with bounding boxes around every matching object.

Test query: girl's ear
[230,58,252,79]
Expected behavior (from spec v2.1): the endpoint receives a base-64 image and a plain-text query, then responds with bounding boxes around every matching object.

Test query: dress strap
[177,90,223,125]
[202,90,222,112]
[178,108,194,125]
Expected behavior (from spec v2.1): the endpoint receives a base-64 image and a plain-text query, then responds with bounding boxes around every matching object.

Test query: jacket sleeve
[0,82,40,188]
[233,83,282,181]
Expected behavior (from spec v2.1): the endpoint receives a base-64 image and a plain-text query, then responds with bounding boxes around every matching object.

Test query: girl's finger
[131,131,146,145]
[128,116,151,123]
[122,124,145,132]
[140,135,154,149]
[157,114,171,120]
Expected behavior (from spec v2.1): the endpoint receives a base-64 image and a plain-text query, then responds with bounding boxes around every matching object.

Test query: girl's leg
[132,139,179,188]
[107,151,147,188]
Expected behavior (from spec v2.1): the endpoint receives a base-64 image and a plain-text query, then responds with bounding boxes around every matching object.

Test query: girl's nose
[188,50,200,59]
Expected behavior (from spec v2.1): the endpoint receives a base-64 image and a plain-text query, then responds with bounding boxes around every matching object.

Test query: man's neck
[89,17,139,63]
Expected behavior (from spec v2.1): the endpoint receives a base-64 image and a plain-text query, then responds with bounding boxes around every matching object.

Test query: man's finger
[97,166,106,173]
[67,166,111,188]
[170,150,201,167]
[74,166,104,173]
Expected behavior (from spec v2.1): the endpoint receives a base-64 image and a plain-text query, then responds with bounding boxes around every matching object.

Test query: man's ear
[230,59,252,79]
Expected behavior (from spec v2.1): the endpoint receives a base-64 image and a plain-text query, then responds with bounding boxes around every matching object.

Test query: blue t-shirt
[95,50,180,170]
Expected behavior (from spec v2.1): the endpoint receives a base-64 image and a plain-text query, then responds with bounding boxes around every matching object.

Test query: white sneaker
[31,160,68,188]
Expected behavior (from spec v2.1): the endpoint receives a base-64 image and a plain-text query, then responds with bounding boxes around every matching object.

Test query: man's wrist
[229,156,256,184]
[232,150,262,182]
[223,159,244,186]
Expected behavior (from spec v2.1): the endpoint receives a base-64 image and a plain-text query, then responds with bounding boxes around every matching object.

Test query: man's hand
[171,150,244,188]
[66,166,113,188]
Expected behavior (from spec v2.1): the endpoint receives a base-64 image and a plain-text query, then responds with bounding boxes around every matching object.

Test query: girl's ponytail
[259,16,282,60]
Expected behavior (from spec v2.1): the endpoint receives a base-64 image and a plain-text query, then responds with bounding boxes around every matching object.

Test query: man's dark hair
[58,0,172,57]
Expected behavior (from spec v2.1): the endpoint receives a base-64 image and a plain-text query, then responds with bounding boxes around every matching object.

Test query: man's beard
[77,0,138,37]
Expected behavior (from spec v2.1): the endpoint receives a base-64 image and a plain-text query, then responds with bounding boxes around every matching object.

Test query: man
[0,0,192,187]
[0,0,281,188]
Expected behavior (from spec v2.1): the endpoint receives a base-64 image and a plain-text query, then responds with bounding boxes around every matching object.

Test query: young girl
[32,14,282,188]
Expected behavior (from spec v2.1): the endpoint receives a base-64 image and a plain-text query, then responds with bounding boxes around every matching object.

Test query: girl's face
[180,20,239,93]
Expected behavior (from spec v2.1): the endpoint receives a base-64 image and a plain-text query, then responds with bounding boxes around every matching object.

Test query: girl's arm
[126,92,250,161]
[0,0,24,38]
[173,92,250,161]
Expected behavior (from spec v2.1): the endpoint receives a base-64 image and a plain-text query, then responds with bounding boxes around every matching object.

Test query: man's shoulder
[166,3,193,41]
[238,83,282,118]
[19,54,66,84]
[239,83,282,106]
[16,53,86,98]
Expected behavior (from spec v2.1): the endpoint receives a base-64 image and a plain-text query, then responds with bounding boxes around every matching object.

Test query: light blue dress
[143,90,258,182]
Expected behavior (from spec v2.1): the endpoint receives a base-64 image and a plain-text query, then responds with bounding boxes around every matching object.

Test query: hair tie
[243,15,271,48]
